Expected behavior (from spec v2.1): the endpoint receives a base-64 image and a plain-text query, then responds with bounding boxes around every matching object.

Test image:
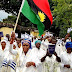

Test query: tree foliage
[52,0,72,37]
[3,16,16,24]
[0,0,22,15]
[0,0,36,28]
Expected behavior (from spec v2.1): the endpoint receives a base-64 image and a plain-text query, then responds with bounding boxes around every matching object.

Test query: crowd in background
[0,28,72,72]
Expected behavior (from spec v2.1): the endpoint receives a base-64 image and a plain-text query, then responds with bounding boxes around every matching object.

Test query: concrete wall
[0,27,13,40]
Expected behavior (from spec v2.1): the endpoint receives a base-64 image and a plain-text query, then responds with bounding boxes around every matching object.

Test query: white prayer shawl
[55,42,66,57]
[42,55,60,72]
[0,45,9,68]
[16,49,33,72]
[31,48,46,60]
[59,51,72,72]
[0,40,10,72]
[17,45,22,57]
[4,44,23,72]
[41,39,50,51]
[29,48,46,72]
[18,49,32,67]
[19,48,46,72]
[8,44,20,62]
[6,41,10,50]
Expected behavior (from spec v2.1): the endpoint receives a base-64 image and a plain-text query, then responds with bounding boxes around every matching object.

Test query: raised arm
[9,38,18,56]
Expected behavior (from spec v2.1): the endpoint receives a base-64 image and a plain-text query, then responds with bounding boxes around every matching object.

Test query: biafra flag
[20,0,53,36]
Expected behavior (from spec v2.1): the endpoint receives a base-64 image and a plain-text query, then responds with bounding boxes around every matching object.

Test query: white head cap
[1,40,7,44]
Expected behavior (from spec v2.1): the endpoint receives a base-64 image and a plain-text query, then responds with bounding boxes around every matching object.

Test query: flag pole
[14,11,21,32]
[14,0,25,32]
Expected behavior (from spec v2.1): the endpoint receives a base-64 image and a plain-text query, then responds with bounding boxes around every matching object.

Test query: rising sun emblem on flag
[38,11,46,22]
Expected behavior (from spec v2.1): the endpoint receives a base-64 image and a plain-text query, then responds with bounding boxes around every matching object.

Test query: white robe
[30,48,46,60]
[29,48,46,72]
[0,46,9,72]
[17,49,32,72]
[2,44,22,72]
[42,55,60,72]
[19,47,46,72]
[59,51,72,72]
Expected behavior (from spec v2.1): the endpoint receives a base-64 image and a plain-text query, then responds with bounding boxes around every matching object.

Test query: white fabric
[5,43,22,72]
[42,39,49,50]
[31,39,38,49]
[15,33,18,38]
[59,51,72,72]
[55,41,66,56]
[41,40,48,51]
[43,55,59,72]
[21,34,25,39]
[31,41,36,49]
[16,49,32,72]
[66,39,71,42]
[67,28,72,33]
[0,45,9,69]
[19,48,46,72]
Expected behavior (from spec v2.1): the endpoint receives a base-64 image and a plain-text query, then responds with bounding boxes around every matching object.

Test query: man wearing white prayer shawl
[59,42,72,72]
[42,37,52,51]
[7,39,23,72]
[41,41,61,72]
[1,32,19,72]
[0,40,9,72]
[55,40,66,57]
[16,39,33,72]
[24,40,46,72]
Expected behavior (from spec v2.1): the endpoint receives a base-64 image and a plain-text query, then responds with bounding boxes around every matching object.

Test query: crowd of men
[0,28,72,72]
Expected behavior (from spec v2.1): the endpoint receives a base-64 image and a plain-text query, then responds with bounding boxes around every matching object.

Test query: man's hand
[26,62,35,67]
[64,65,70,68]
[54,52,57,57]
[11,32,15,40]
[10,38,14,44]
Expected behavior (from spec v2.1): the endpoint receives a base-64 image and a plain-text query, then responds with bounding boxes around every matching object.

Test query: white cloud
[0,10,12,21]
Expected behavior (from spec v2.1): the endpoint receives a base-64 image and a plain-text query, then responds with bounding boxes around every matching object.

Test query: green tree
[3,16,16,24]
[0,0,37,28]
[52,0,72,37]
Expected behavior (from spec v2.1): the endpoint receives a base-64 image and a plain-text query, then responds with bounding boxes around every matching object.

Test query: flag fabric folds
[20,0,53,36]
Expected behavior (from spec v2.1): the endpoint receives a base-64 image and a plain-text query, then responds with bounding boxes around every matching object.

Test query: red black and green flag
[20,0,53,36]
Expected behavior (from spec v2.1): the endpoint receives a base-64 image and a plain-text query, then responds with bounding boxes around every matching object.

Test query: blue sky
[0,10,12,21]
